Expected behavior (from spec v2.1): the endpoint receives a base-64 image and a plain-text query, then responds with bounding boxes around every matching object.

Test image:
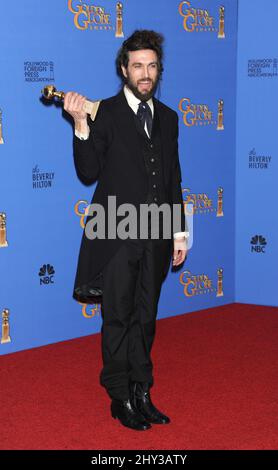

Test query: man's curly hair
[116,29,164,83]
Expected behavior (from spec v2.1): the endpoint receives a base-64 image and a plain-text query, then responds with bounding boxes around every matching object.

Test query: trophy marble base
[1,336,11,344]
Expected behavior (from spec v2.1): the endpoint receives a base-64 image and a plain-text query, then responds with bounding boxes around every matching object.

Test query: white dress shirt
[75,85,189,245]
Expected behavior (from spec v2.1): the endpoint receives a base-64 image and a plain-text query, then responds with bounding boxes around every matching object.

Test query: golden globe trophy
[216,187,224,217]
[0,108,4,144]
[218,6,225,39]
[1,308,11,344]
[115,2,124,37]
[216,268,224,297]
[0,212,8,247]
[217,99,224,131]
[41,85,102,121]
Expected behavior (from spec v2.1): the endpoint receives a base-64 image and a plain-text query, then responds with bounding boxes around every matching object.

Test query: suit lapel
[111,89,146,176]
[153,97,172,185]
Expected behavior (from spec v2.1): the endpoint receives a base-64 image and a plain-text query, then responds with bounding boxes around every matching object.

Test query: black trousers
[99,236,172,400]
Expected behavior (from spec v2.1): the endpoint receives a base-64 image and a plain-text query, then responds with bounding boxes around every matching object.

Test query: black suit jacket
[72,87,186,299]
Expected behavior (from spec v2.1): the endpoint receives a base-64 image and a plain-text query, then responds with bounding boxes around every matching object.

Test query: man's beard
[125,73,159,102]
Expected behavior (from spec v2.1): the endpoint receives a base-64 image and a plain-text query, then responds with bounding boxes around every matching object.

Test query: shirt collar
[123,84,154,116]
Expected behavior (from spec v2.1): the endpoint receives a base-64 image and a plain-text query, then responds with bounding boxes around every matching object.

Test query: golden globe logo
[179,268,224,297]
[179,270,215,297]
[68,0,111,30]
[178,1,225,39]
[80,304,101,318]
[68,0,124,36]
[183,189,214,214]
[182,188,224,217]
[178,98,215,127]
[178,1,215,32]
[74,200,89,229]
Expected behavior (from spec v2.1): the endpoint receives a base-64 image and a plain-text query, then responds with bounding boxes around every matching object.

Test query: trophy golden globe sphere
[41,85,65,100]
[41,84,101,121]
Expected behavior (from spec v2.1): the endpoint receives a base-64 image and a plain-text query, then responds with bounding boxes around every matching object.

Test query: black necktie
[137,101,153,137]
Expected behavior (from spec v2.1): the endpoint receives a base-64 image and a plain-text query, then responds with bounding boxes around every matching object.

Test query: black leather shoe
[111,398,152,431]
[130,381,171,424]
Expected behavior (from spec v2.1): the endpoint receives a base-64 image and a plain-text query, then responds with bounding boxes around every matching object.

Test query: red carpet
[0,303,277,450]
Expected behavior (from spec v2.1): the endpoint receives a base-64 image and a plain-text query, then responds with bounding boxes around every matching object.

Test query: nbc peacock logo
[250,235,267,253]
[38,264,55,285]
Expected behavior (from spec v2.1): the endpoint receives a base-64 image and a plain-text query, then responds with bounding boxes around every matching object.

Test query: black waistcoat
[132,108,172,239]
[132,108,168,205]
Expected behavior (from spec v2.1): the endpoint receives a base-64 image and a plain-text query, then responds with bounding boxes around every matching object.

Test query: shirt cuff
[173,232,189,251]
[173,231,189,239]
[75,126,90,140]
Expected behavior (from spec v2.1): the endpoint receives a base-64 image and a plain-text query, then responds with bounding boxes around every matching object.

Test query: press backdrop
[0,0,250,355]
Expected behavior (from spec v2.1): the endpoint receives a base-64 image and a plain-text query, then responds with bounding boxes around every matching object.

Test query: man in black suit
[64,30,189,431]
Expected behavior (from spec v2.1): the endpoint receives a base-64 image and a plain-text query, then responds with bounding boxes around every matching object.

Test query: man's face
[121,49,160,101]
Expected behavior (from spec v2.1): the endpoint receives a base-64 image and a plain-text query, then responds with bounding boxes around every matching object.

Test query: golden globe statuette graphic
[216,268,224,297]
[115,2,124,38]
[1,309,11,344]
[217,99,224,130]
[0,212,8,247]
[0,109,4,144]
[218,6,225,39]
[41,85,102,122]
[216,187,224,217]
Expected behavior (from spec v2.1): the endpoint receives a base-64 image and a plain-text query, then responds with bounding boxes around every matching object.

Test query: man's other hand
[172,237,187,266]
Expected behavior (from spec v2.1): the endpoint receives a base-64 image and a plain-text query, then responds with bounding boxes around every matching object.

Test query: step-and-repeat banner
[236,0,277,306]
[0,1,238,354]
